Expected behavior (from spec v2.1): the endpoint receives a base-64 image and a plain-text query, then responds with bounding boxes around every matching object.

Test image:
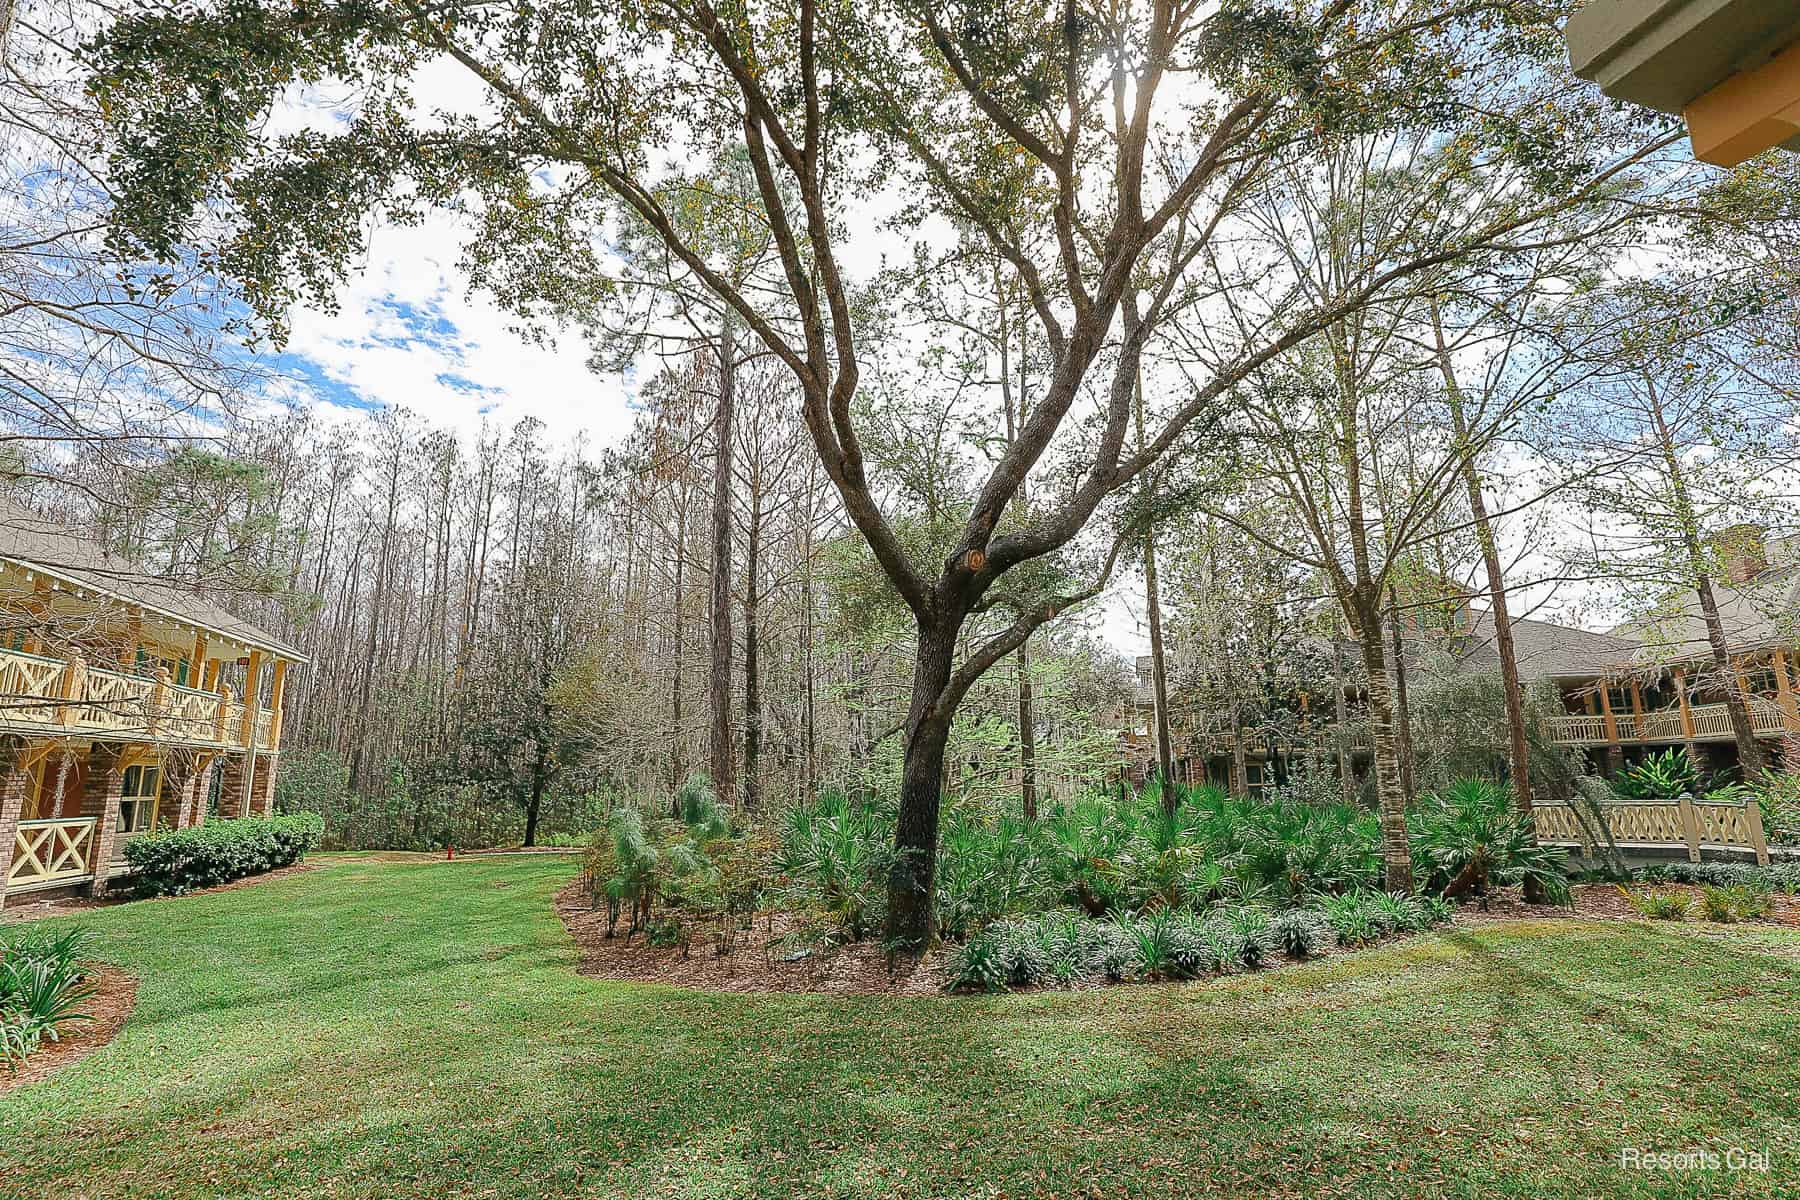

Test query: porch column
[252,753,277,815]
[1597,684,1623,774]
[0,738,31,909]
[190,754,218,827]
[80,744,124,898]
[166,755,197,830]
[217,753,248,819]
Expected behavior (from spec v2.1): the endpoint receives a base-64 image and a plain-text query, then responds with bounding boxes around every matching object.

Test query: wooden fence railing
[1532,797,1770,865]
[8,816,97,889]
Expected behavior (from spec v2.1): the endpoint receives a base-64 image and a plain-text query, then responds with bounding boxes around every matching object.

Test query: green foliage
[1696,883,1773,923]
[933,809,1054,941]
[586,796,773,952]
[676,772,728,840]
[1756,772,1800,846]
[1317,889,1450,948]
[123,813,323,896]
[1408,778,1571,905]
[273,748,350,821]
[1634,860,1800,892]
[774,790,895,942]
[1268,909,1334,958]
[0,924,98,1067]
[1622,887,1691,921]
[1611,749,1701,803]
[1698,886,1738,923]
[1040,783,1381,915]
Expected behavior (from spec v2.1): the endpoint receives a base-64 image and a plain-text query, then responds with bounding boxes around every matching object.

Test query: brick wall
[0,738,28,908]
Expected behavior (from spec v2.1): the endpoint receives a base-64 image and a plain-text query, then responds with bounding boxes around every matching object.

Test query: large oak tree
[91,0,1682,943]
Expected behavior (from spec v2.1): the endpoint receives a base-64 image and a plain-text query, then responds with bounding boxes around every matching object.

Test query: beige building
[1567,1,1800,164]
[0,500,305,905]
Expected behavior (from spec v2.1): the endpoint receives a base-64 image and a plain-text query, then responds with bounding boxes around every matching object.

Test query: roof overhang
[1567,0,1800,165]
[2,556,310,665]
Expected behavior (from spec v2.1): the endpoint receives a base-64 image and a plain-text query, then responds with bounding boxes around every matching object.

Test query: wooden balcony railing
[0,647,278,751]
[1548,699,1795,747]
[8,816,97,889]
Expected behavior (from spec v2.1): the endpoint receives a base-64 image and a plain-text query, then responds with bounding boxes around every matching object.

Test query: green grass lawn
[4,857,1798,1198]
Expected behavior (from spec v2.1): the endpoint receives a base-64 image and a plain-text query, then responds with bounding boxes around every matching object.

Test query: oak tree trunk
[1354,596,1414,891]
[887,622,958,947]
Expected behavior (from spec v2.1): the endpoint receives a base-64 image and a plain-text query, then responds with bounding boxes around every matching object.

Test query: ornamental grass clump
[1268,909,1335,958]
[0,925,97,1068]
[124,812,324,896]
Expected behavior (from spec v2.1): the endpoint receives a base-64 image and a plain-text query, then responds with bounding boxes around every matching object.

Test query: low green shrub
[774,790,894,942]
[123,813,324,897]
[0,925,97,1068]
[1623,886,1691,921]
[1635,860,1800,893]
[1759,773,1800,846]
[940,892,1449,992]
[1317,889,1450,947]
[1698,885,1738,923]
[1698,882,1774,923]
[1268,909,1335,958]
[1408,779,1571,905]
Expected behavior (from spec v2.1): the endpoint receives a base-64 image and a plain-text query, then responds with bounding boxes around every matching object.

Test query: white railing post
[1677,793,1702,863]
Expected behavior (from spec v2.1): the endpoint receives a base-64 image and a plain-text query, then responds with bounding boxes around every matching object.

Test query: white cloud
[273,211,638,449]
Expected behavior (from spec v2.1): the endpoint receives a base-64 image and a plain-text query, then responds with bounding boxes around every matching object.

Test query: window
[118,764,161,834]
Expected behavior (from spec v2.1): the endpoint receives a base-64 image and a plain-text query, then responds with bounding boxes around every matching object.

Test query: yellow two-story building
[0,499,306,905]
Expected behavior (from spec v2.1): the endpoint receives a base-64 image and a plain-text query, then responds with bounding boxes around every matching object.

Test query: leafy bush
[1757,773,1800,846]
[0,925,97,1067]
[123,813,324,896]
[1037,784,1380,916]
[1408,778,1571,905]
[1612,749,1700,803]
[934,809,1054,940]
[1623,887,1691,921]
[1698,886,1738,923]
[675,773,729,840]
[1317,889,1449,947]
[584,796,769,950]
[1725,883,1775,920]
[1696,883,1773,923]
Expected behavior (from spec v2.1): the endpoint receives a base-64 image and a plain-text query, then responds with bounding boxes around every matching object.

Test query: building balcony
[0,647,280,752]
[1546,698,1793,747]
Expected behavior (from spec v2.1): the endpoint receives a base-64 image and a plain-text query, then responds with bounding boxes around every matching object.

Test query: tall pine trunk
[742,488,763,811]
[708,321,737,804]
[1646,383,1768,779]
[1436,336,1548,900]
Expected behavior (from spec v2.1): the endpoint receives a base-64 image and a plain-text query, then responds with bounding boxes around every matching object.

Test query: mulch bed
[1,861,318,923]
[555,879,946,995]
[0,965,136,1095]
[1464,882,1800,927]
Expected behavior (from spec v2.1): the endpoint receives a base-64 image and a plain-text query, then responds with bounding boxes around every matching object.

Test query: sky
[258,212,639,447]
